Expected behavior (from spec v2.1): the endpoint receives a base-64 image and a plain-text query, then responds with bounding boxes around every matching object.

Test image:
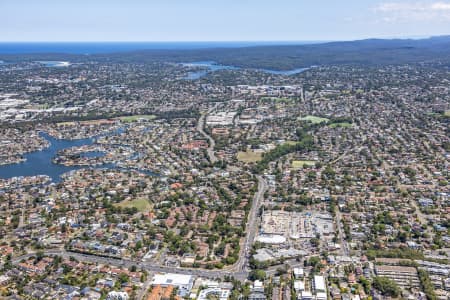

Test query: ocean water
[0,41,320,55]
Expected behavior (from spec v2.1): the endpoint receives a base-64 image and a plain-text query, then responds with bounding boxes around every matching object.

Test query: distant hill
[2,36,450,70]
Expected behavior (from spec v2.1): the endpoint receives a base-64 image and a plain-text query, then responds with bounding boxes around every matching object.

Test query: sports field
[300,115,329,124]
[292,160,316,168]
[237,150,262,162]
[117,115,156,122]
[115,198,151,212]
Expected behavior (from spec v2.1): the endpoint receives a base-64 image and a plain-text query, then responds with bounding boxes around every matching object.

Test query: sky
[1,0,450,42]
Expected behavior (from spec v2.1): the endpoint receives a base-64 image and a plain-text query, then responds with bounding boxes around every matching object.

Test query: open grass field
[300,115,329,124]
[237,150,262,163]
[445,110,450,117]
[292,160,316,168]
[116,115,156,122]
[114,198,151,212]
[329,122,352,128]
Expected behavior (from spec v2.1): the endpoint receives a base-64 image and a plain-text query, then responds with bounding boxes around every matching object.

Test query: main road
[233,175,267,273]
[197,105,218,163]
[13,249,239,279]
[335,206,350,256]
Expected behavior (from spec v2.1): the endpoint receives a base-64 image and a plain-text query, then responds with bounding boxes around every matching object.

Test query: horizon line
[0,35,447,44]
[0,40,331,43]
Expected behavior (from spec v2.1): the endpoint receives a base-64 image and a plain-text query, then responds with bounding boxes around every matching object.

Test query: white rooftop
[316,292,327,300]
[293,280,305,291]
[293,267,304,276]
[152,273,193,286]
[301,291,312,299]
[314,275,326,292]
[254,280,264,289]
[256,234,286,244]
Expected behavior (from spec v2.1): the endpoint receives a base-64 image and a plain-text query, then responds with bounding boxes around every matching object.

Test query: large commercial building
[152,273,194,297]
[259,211,334,242]
[314,276,327,300]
